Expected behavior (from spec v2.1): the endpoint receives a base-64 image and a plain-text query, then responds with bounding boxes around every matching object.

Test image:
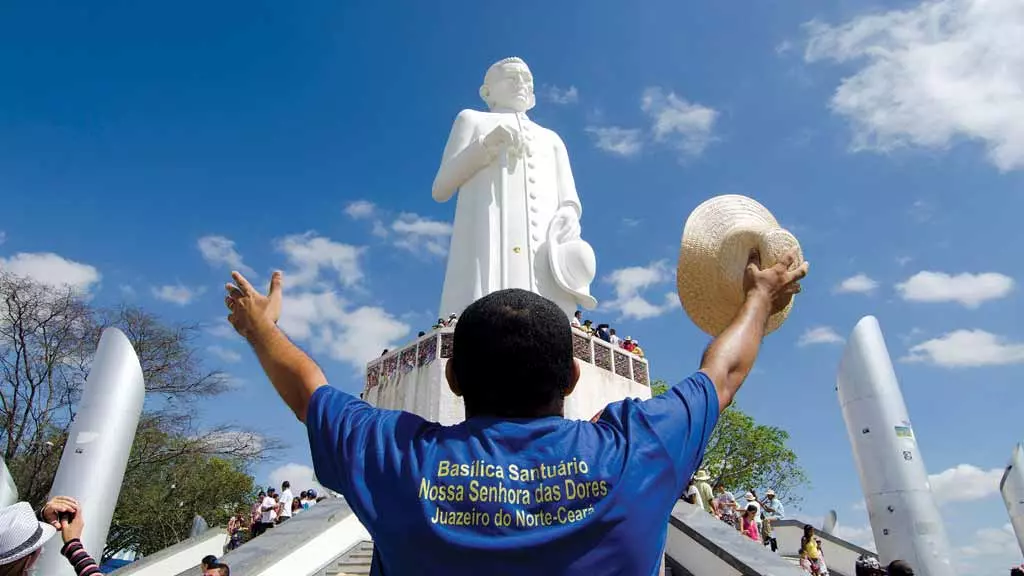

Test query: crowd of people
[678,469,923,575]
[570,310,646,357]
[226,481,326,548]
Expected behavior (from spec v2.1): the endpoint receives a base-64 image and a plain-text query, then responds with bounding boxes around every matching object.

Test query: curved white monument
[432,57,597,320]
[1001,443,1024,560]
[837,316,955,575]
[37,328,145,575]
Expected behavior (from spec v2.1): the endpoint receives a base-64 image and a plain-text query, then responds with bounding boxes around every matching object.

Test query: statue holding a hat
[432,57,597,320]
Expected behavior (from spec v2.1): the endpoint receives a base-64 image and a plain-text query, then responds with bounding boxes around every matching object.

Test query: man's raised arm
[699,248,808,412]
[225,271,326,422]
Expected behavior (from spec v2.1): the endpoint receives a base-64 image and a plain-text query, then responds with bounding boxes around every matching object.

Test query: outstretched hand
[225,271,283,340]
[743,247,809,315]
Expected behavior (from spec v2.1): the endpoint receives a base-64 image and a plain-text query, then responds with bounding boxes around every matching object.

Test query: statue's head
[480,57,535,113]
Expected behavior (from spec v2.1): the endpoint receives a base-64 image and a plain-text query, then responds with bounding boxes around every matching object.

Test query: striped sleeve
[60,539,102,576]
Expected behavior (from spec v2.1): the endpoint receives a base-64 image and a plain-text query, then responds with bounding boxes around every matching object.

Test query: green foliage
[700,404,807,507]
[650,379,669,396]
[107,437,254,558]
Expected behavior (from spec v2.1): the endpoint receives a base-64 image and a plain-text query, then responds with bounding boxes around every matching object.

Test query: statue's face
[486,62,534,112]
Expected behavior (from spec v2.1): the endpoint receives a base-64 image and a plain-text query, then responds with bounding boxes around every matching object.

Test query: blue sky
[2,0,1022,572]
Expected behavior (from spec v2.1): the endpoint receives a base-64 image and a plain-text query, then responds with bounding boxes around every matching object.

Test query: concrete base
[364,356,651,424]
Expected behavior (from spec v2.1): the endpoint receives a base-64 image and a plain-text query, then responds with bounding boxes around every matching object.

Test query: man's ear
[446,359,462,397]
[564,359,581,398]
[478,85,490,106]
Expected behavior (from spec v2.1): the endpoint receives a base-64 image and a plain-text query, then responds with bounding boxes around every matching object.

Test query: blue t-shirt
[306,372,719,576]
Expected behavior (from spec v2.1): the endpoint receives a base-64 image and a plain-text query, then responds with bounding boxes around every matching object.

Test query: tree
[700,406,807,506]
[0,272,278,557]
[105,428,255,558]
[651,376,807,505]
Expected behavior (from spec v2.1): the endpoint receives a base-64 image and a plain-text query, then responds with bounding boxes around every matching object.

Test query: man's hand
[742,247,808,316]
[41,496,79,530]
[700,246,810,411]
[226,271,283,340]
[482,124,523,160]
[549,206,581,243]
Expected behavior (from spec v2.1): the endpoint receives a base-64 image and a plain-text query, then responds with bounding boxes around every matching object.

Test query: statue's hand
[550,206,581,244]
[482,124,523,160]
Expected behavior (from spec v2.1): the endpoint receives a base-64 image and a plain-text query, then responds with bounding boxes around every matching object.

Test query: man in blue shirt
[223,248,807,575]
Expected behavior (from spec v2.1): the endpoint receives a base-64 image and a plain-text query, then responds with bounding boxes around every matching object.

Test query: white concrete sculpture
[1001,443,1024,560]
[36,328,145,576]
[432,57,597,319]
[837,316,955,575]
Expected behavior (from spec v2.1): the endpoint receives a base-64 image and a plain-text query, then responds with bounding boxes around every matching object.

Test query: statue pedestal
[363,328,652,424]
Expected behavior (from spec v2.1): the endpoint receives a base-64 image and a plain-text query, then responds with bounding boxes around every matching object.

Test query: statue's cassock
[431,58,596,320]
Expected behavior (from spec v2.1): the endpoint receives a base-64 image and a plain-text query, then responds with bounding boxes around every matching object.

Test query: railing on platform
[365,326,650,391]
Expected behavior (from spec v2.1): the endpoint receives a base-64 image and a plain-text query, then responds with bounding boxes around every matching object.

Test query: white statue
[432,57,598,319]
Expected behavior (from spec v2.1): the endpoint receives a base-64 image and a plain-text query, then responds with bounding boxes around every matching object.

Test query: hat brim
[677,195,802,337]
[0,521,57,564]
[548,240,598,310]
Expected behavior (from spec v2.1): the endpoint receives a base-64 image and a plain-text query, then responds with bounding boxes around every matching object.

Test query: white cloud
[641,86,718,157]
[195,430,265,460]
[896,271,1013,307]
[267,462,326,496]
[585,126,644,157]
[803,0,1024,171]
[270,231,410,372]
[955,523,1020,576]
[909,199,935,223]
[0,252,101,293]
[208,345,242,364]
[834,273,879,294]
[344,200,376,220]
[798,326,845,346]
[371,220,389,238]
[391,213,453,257]
[832,524,876,551]
[279,290,410,371]
[151,283,203,306]
[206,317,238,339]
[903,329,1024,367]
[542,85,579,105]
[929,464,1002,505]
[602,261,679,320]
[197,235,254,275]
[275,232,365,289]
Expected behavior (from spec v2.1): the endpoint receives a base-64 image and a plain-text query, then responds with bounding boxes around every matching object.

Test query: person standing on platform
[222,244,807,575]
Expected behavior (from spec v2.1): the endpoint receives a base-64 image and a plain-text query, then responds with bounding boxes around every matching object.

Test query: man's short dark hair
[887,560,914,576]
[452,289,574,417]
[282,481,290,489]
[201,555,218,568]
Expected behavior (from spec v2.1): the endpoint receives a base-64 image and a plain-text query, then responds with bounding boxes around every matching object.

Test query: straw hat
[677,195,803,336]
[0,502,57,565]
[694,470,711,482]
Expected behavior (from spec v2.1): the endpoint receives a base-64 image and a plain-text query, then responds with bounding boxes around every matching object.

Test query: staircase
[316,540,375,576]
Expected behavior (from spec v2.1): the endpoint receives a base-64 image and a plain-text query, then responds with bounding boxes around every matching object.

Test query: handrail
[364,325,650,390]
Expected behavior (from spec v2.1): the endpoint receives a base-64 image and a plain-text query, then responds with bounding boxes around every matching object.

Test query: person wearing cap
[0,496,100,576]
[693,470,714,513]
[761,488,784,551]
[222,244,807,575]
